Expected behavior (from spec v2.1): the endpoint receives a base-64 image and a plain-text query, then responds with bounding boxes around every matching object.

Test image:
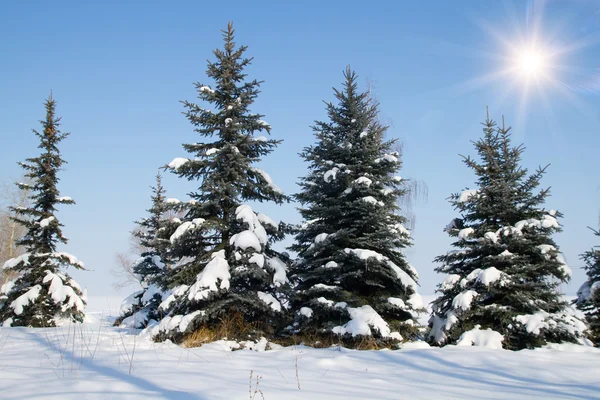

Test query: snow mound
[456,325,504,349]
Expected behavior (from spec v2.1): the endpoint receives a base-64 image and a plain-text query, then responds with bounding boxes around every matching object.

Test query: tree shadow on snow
[378,349,599,399]
[22,329,207,400]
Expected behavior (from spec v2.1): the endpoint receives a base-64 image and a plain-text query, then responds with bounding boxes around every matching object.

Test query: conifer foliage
[290,68,422,347]
[0,95,86,327]
[154,23,291,343]
[576,229,600,345]
[429,111,584,350]
[115,173,176,328]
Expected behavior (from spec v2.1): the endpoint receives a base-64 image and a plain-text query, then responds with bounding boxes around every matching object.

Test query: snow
[199,85,215,94]
[257,291,282,312]
[257,213,277,229]
[477,267,503,286]
[458,227,474,240]
[236,205,268,244]
[332,305,392,338]
[224,118,233,127]
[10,284,42,315]
[324,261,338,268]
[453,290,478,310]
[361,196,384,206]
[169,219,205,243]
[230,230,261,251]
[359,131,368,138]
[354,176,372,187]
[187,250,230,301]
[498,250,513,257]
[39,216,55,228]
[251,168,283,194]
[1,302,599,399]
[316,297,333,307]
[52,252,85,269]
[515,313,549,335]
[43,271,85,312]
[166,198,181,204]
[484,231,498,243]
[344,248,385,262]
[254,136,267,142]
[388,297,406,308]
[314,233,329,243]
[249,253,265,268]
[168,157,189,170]
[299,307,313,318]
[459,189,478,203]
[374,154,398,164]
[456,325,504,349]
[267,256,288,286]
[344,248,417,290]
[3,253,30,270]
[323,167,339,183]
[441,274,461,290]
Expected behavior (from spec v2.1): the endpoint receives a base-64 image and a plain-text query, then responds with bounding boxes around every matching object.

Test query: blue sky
[1,0,599,297]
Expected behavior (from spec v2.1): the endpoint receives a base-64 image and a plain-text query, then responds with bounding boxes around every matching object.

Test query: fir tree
[575,228,600,345]
[155,23,291,343]
[0,95,86,327]
[429,111,584,350]
[290,67,422,348]
[115,173,177,328]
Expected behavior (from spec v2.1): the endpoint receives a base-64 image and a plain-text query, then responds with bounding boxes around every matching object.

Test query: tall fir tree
[154,23,291,343]
[290,68,423,348]
[429,111,584,350]
[115,173,177,328]
[0,95,86,327]
[575,228,600,345]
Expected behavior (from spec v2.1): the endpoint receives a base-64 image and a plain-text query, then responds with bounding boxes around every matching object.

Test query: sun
[516,47,548,80]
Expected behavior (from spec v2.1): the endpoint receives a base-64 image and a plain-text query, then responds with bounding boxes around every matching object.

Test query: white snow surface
[1,299,599,399]
[43,271,85,312]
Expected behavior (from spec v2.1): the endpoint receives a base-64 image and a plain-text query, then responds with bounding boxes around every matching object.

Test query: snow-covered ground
[0,296,598,399]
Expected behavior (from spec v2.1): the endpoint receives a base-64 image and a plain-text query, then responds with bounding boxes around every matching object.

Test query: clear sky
[1,0,599,298]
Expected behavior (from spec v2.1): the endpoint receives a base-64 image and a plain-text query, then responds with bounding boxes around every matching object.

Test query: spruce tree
[0,95,86,327]
[115,173,176,328]
[154,23,291,343]
[429,111,584,350]
[290,68,422,348]
[576,229,600,345]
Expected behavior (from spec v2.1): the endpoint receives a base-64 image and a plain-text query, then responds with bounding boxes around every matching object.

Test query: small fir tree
[0,95,86,327]
[429,111,584,350]
[115,173,177,328]
[575,229,600,345]
[154,23,291,344]
[290,67,423,348]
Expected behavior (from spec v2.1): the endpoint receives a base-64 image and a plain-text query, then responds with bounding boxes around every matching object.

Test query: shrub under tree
[428,111,585,350]
[289,67,423,348]
[0,95,86,327]
[153,22,292,344]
